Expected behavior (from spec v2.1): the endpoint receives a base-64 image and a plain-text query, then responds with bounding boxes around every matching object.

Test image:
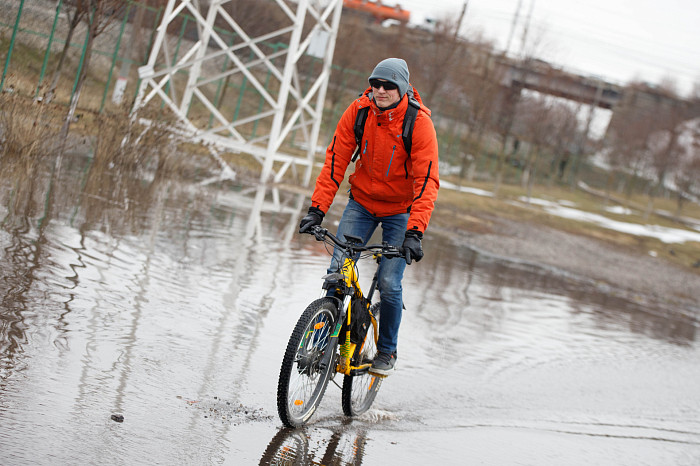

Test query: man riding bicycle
[299,58,440,376]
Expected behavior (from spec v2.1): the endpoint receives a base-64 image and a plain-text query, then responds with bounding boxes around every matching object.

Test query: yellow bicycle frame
[335,257,380,376]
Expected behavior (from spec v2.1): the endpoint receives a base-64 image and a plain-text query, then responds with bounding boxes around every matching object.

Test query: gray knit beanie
[368,58,410,97]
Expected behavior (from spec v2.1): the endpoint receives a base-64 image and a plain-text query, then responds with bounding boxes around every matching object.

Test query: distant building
[343,0,410,23]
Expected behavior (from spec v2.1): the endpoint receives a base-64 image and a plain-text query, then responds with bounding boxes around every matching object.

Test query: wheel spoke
[342,302,382,416]
[278,300,338,426]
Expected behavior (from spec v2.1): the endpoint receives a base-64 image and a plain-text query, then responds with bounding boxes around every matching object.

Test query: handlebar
[304,225,409,263]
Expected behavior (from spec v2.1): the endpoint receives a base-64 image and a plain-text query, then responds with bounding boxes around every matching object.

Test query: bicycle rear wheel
[341,302,383,416]
[277,298,338,427]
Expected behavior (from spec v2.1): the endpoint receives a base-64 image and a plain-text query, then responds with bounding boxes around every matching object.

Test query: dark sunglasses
[369,79,398,91]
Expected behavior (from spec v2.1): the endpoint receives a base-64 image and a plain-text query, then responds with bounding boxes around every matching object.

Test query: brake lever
[312,225,327,241]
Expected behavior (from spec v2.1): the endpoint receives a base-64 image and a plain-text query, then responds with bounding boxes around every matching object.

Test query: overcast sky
[391,0,700,97]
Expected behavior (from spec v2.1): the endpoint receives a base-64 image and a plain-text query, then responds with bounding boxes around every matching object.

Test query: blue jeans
[328,199,407,354]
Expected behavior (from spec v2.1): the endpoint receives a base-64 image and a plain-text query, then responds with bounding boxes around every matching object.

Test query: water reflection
[409,240,698,347]
[0,150,302,361]
[0,155,57,376]
[259,427,366,465]
[0,151,698,465]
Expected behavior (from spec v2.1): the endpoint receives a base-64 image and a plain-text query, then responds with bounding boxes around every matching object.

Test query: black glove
[402,229,423,264]
[299,206,324,233]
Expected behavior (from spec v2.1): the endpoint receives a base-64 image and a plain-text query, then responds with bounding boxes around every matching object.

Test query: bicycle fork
[317,294,357,376]
[337,294,355,375]
[317,294,352,375]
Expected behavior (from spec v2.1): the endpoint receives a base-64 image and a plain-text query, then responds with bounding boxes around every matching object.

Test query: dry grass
[435,175,700,272]
[92,105,177,170]
[0,92,60,164]
[0,92,63,227]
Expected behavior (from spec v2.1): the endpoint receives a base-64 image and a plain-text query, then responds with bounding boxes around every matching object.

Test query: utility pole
[504,0,522,56]
[519,0,535,59]
[454,1,468,41]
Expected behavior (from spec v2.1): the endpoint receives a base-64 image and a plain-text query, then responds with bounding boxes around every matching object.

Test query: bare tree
[492,19,549,195]
[604,89,656,201]
[59,0,128,142]
[327,14,376,111]
[411,7,468,107]
[517,92,555,198]
[223,0,286,38]
[456,41,501,181]
[643,85,689,218]
[42,0,90,104]
[672,119,700,217]
[492,78,522,195]
[547,101,579,184]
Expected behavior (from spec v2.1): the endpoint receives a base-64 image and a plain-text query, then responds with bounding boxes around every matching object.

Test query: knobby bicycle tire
[341,302,383,417]
[277,298,339,427]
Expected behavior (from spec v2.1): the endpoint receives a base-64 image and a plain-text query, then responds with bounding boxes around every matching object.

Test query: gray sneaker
[369,351,397,376]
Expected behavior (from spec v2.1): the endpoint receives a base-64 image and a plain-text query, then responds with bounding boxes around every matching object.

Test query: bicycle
[276,225,408,428]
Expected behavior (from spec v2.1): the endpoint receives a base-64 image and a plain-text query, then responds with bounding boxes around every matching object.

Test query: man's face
[370,79,401,108]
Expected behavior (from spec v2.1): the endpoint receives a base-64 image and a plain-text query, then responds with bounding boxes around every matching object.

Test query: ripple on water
[1,161,699,465]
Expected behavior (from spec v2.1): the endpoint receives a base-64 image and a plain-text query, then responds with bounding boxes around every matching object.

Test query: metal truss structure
[132,0,343,184]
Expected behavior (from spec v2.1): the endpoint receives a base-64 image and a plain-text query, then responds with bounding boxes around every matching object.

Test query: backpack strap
[402,94,420,156]
[352,106,369,162]
[352,89,422,161]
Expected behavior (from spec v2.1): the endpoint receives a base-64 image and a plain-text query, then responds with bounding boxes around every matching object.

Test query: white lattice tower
[132,0,343,184]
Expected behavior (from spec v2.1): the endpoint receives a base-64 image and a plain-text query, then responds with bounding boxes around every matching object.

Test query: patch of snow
[520,198,700,244]
[604,205,632,215]
[441,181,494,197]
[442,184,700,244]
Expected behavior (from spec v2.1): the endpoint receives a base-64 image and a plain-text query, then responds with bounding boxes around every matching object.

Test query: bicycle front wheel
[342,302,383,417]
[277,298,339,428]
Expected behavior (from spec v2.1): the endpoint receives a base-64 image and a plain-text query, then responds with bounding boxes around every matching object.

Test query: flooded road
[1,154,699,465]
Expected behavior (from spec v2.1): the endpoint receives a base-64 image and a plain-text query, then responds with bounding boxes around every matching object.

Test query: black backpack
[351,90,421,162]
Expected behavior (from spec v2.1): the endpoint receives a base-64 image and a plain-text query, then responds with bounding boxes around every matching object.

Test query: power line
[467,7,700,85]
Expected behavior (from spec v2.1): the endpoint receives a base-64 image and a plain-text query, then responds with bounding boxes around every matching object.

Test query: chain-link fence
[0,1,365,148]
[0,0,591,189]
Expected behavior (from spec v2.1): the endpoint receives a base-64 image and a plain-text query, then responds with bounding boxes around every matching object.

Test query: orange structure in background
[343,0,411,23]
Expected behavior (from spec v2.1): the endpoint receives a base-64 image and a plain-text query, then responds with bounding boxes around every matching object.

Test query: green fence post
[35,0,63,99]
[253,44,277,139]
[70,14,93,103]
[144,6,163,63]
[1,0,25,92]
[233,49,254,122]
[100,3,131,112]
[252,68,272,139]
[232,76,247,121]
[208,30,236,129]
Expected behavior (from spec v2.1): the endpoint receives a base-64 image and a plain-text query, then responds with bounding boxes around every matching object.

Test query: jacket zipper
[385,145,396,177]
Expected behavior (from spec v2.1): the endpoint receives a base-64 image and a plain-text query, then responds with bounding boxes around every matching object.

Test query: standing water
[0,153,699,465]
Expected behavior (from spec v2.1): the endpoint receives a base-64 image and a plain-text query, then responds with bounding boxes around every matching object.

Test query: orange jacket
[311,87,439,233]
